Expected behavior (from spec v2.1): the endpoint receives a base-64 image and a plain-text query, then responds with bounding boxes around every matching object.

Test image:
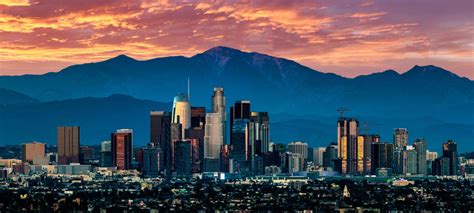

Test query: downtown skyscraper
[393,128,408,174]
[337,118,360,174]
[230,100,251,173]
[111,129,133,170]
[414,138,427,176]
[172,93,191,137]
[204,113,223,172]
[393,128,408,149]
[433,140,459,176]
[57,126,80,165]
[371,142,394,175]
[22,142,46,164]
[212,87,226,143]
[150,111,172,175]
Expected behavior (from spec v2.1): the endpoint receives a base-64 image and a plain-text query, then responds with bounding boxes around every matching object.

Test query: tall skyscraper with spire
[172,93,191,137]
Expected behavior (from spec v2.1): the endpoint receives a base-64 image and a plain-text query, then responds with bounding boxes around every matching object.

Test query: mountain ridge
[2,46,470,81]
[0,46,472,150]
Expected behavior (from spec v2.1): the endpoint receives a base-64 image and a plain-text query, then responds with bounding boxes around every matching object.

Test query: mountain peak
[105,54,136,63]
[200,46,244,57]
[403,65,460,78]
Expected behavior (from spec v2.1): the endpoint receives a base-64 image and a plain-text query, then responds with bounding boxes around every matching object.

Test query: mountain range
[0,46,473,151]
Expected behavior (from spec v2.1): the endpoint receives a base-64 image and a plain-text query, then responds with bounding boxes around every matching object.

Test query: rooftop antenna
[337,107,349,119]
[364,121,370,135]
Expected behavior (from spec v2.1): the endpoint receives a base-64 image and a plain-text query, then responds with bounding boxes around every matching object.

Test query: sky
[0,0,473,78]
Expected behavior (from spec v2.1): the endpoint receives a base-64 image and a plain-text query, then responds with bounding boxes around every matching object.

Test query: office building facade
[204,113,223,172]
[22,142,46,164]
[57,126,80,165]
[111,129,133,170]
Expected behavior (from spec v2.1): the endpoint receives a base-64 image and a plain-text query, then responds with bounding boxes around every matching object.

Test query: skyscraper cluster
[322,119,459,176]
[14,87,459,179]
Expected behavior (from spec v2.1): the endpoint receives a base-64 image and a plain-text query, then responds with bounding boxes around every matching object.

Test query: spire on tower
[187,77,190,101]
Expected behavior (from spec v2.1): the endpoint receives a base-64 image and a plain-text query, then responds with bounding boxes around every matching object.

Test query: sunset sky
[0,0,473,78]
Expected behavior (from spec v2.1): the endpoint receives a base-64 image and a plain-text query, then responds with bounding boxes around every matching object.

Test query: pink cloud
[0,0,472,79]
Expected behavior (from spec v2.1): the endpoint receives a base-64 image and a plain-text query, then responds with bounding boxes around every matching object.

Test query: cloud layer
[0,0,472,78]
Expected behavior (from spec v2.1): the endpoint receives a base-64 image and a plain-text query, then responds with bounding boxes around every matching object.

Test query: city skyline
[0,85,468,153]
[0,86,464,177]
[0,1,472,211]
[0,1,472,79]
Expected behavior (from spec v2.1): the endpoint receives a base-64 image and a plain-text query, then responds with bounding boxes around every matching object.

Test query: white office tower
[172,93,191,137]
[204,113,223,172]
[313,147,326,166]
[288,141,308,159]
[212,87,226,143]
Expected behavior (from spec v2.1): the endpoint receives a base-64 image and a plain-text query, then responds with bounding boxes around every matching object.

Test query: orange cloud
[0,0,30,6]
[0,0,472,79]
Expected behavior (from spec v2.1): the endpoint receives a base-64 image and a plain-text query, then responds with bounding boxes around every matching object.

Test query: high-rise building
[337,118,359,174]
[191,107,206,128]
[307,147,314,163]
[361,134,380,174]
[357,136,364,173]
[100,141,112,167]
[249,112,270,153]
[212,87,226,143]
[174,140,191,177]
[188,126,204,173]
[426,150,438,161]
[371,142,394,175]
[285,152,304,173]
[150,111,163,146]
[150,111,172,147]
[204,113,223,172]
[230,100,251,145]
[392,128,408,175]
[57,126,80,165]
[80,146,95,163]
[172,93,191,137]
[426,150,438,175]
[247,112,270,174]
[150,111,172,174]
[170,123,183,171]
[393,128,408,149]
[111,129,133,170]
[323,143,338,169]
[220,144,231,172]
[393,148,404,175]
[22,142,45,164]
[189,138,201,174]
[142,144,162,178]
[442,140,458,175]
[402,145,417,175]
[135,148,144,170]
[433,157,451,176]
[288,141,308,159]
[414,138,427,176]
[313,147,326,166]
[230,119,249,173]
